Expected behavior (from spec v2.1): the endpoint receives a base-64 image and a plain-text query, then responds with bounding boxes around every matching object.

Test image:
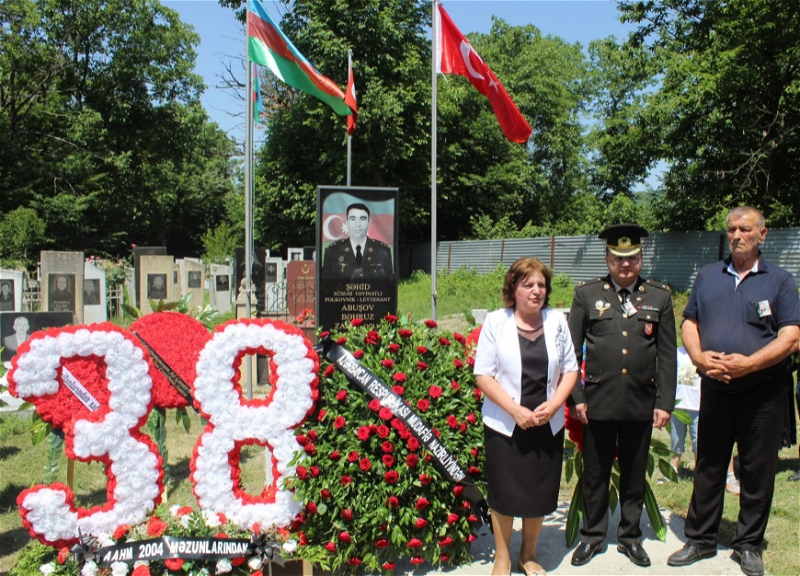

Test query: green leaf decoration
[565,480,583,547]
[643,481,667,541]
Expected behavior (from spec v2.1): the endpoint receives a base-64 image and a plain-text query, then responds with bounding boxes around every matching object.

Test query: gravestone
[83,262,107,323]
[210,263,233,313]
[133,247,167,308]
[287,261,315,341]
[125,267,135,309]
[1,311,73,363]
[173,264,181,298]
[184,260,204,310]
[0,269,24,312]
[264,257,286,315]
[41,251,84,322]
[234,247,267,313]
[139,255,174,314]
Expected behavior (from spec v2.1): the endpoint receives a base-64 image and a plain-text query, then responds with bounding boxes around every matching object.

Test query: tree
[0,0,237,258]
[617,0,800,229]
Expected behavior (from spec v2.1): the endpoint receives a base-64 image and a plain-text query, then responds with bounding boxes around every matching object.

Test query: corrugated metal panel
[762,228,800,278]
[552,235,607,283]
[642,231,724,290]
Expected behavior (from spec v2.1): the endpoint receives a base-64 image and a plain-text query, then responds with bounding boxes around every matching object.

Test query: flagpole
[430,1,438,321]
[347,49,353,187]
[244,0,254,399]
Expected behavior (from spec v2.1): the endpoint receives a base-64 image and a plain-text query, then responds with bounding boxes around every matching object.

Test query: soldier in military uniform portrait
[322,203,394,282]
[568,224,677,568]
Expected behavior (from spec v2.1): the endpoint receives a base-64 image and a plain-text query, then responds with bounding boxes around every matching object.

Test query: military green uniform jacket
[568,275,677,421]
[321,237,394,282]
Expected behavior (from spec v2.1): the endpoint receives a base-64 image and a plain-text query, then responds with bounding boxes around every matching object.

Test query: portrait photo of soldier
[0,281,14,312]
[48,274,76,313]
[322,202,394,282]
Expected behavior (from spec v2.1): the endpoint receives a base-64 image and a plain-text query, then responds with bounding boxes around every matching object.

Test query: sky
[163,0,637,141]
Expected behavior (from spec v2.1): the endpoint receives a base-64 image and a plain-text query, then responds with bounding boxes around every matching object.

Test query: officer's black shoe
[617,542,651,567]
[571,542,602,566]
[667,543,717,566]
[788,469,800,482]
[733,550,764,576]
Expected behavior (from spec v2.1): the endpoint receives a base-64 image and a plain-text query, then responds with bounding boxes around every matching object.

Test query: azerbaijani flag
[248,0,351,116]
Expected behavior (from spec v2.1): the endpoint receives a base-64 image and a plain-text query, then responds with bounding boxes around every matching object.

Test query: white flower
[215,559,233,574]
[247,556,263,570]
[282,540,298,554]
[81,561,98,576]
[39,562,55,575]
[169,505,181,517]
[133,561,149,569]
[111,561,128,576]
[202,509,221,527]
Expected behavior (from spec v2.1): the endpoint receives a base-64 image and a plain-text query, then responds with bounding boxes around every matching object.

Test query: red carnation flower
[381,359,395,368]
[466,533,478,543]
[440,553,451,561]
[447,415,459,428]
[384,314,399,323]
[146,515,169,537]
[379,407,393,420]
[414,517,428,529]
[341,475,352,486]
[176,506,193,516]
[336,336,348,345]
[329,450,341,461]
[359,457,372,471]
[424,319,438,328]
[357,426,371,441]
[57,547,70,564]
[320,330,331,339]
[347,450,359,462]
[451,380,461,391]
[382,562,397,570]
[392,372,408,383]
[377,424,390,438]
[447,513,459,524]
[324,541,337,552]
[416,345,429,354]
[439,337,451,346]
[408,437,420,451]
[454,485,465,496]
[468,356,475,367]
[298,531,309,546]
[467,514,478,522]
[334,416,346,429]
[398,329,413,339]
[381,440,394,453]
[306,501,318,514]
[453,358,464,368]
[415,497,430,510]
[429,385,443,398]
[365,330,381,345]
[408,538,423,548]
[338,531,352,543]
[310,465,320,477]
[303,444,317,456]
[410,555,425,564]
[384,470,399,484]
[387,496,399,509]
[352,349,363,359]
[467,413,476,424]
[382,454,394,467]
[468,465,481,474]
[406,454,419,467]
[317,409,327,422]
[439,536,455,546]
[295,434,309,446]
[324,365,335,377]
[368,398,381,411]
[321,488,331,499]
[376,538,390,548]
[417,361,428,370]
[433,428,441,438]
[113,524,130,540]
[231,557,246,567]
[351,318,364,327]
[388,343,401,353]
[416,399,430,412]
[391,384,405,395]
[132,565,150,576]
[164,558,184,571]
[470,447,480,459]
[336,389,348,401]
[341,509,353,521]
[454,332,466,344]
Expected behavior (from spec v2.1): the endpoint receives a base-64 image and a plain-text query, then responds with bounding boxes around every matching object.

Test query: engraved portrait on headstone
[83,278,101,306]
[188,271,201,288]
[48,274,76,313]
[148,274,167,300]
[265,262,278,283]
[1,312,73,362]
[0,280,14,311]
[216,275,230,292]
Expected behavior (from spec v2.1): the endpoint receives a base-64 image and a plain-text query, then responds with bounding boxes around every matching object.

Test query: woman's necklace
[515,311,542,332]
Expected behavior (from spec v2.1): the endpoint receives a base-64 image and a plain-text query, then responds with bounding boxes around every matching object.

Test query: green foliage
[0,207,47,270]
[7,540,56,576]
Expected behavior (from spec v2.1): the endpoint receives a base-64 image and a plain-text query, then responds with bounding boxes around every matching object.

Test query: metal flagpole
[244,1,254,399]
[430,1,438,320]
[347,49,353,187]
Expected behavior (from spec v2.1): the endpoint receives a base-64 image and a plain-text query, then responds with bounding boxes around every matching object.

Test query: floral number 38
[8,317,318,546]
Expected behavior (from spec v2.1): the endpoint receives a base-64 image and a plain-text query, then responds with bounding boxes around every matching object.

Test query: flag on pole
[247,0,350,116]
[345,52,357,135]
[435,3,532,143]
[253,65,264,122]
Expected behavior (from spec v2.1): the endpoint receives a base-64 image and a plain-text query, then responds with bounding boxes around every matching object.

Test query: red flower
[417,361,428,370]
[467,514,478,522]
[147,516,169,537]
[406,454,419,467]
[321,488,331,499]
[336,389,348,401]
[351,318,364,327]
[439,336,451,346]
[451,380,461,391]
[381,440,394,453]
[310,466,320,477]
[353,349,364,359]
[376,538,390,548]
[414,517,428,528]
[341,509,353,521]
[453,485,465,496]
[347,557,363,567]
[447,415,459,428]
[415,497,430,510]
[336,336,347,345]
[341,475,352,486]
[447,513,459,524]
[368,398,381,411]
[347,450,359,462]
[379,407,393,420]
[57,547,70,564]
[424,319,438,328]
[324,365,335,377]
[468,356,475,367]
[365,330,381,345]
[454,332,466,343]
[303,444,317,456]
[357,426,371,441]
[416,345,429,354]
[324,541,337,552]
[398,329,413,339]
[132,566,150,576]
[440,553,451,561]
[408,437,420,451]
[231,557,246,567]
[388,343,401,353]
[164,558,184,571]
[410,555,425,564]
[329,450,341,461]
[391,384,405,395]
[468,465,481,474]
[384,314,399,323]
[113,524,130,540]
[306,501,318,514]
[295,434,309,446]
[467,413,476,424]
[416,399,430,412]
[470,447,479,459]
[382,454,394,467]
[317,409,327,422]
[420,473,432,485]
[381,359,395,368]
[176,506,193,516]
[338,531,352,543]
[320,330,331,339]
[433,428,441,437]
[453,358,464,368]
[298,531,309,546]
[466,533,478,543]
[408,538,423,548]
[382,562,397,570]
[474,388,483,400]
[392,372,408,383]
[359,457,372,471]
[384,470,399,484]
[429,385,443,398]
[377,424,390,438]
[439,536,455,546]
[387,496,399,508]
[334,416,346,429]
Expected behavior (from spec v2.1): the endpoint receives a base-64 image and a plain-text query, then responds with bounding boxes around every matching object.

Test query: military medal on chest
[595,300,610,317]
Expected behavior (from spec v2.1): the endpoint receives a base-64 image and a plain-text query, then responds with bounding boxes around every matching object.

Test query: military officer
[568,223,677,568]
[322,203,394,282]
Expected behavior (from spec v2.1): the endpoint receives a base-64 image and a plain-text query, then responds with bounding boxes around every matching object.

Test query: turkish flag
[345,54,357,135]
[436,4,532,143]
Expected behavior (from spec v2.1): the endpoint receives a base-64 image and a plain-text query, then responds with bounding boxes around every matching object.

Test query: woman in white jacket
[474,257,578,576]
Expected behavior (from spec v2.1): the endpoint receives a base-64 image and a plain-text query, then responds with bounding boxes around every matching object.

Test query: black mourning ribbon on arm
[314,337,490,527]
